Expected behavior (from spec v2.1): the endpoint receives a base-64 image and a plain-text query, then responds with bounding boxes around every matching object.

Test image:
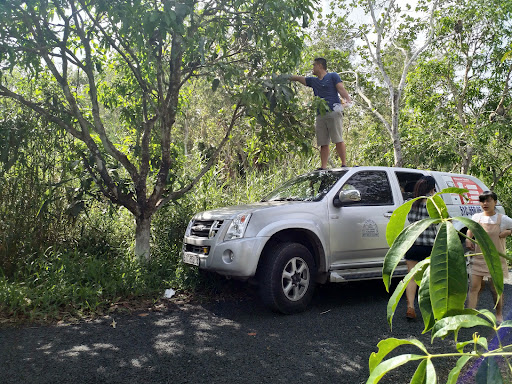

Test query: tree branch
[155,102,245,209]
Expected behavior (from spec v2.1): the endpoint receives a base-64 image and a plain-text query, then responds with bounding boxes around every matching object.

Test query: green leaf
[431,314,493,342]
[436,187,469,197]
[387,259,430,329]
[409,359,427,383]
[475,357,503,384]
[426,197,441,219]
[429,221,468,319]
[367,354,426,383]
[497,320,512,328]
[455,216,504,296]
[418,266,435,332]
[426,193,449,219]
[456,337,488,353]
[446,356,473,384]
[386,197,421,246]
[425,359,436,384]
[478,309,498,325]
[501,50,511,62]
[175,3,190,23]
[383,218,440,291]
[369,338,428,373]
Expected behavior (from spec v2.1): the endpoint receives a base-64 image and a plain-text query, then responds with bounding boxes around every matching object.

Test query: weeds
[0,155,317,323]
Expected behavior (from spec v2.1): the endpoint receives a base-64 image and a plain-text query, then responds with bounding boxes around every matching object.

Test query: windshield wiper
[269,197,304,202]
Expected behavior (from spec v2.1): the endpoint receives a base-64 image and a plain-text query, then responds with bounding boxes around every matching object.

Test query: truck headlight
[224,213,252,241]
[184,219,194,236]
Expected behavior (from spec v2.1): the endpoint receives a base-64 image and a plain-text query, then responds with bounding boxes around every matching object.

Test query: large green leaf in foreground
[429,221,468,319]
[367,338,431,384]
[386,259,430,329]
[382,218,440,291]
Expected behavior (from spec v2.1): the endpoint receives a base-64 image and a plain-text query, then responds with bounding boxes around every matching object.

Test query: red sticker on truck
[450,176,483,205]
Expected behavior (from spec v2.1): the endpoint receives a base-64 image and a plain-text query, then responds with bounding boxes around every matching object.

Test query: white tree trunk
[135,216,151,260]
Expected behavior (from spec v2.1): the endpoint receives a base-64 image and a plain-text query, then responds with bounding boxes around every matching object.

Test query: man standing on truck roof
[289,58,352,169]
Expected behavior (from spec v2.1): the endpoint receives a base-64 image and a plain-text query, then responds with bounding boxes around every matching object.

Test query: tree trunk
[392,136,403,167]
[461,146,473,174]
[135,215,151,260]
[391,100,403,167]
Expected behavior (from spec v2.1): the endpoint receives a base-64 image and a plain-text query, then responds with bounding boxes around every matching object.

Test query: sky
[319,0,421,23]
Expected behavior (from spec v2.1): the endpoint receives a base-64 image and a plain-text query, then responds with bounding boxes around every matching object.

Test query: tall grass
[1,151,319,323]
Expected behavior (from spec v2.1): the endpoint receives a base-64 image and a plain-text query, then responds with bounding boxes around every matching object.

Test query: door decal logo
[362,219,379,238]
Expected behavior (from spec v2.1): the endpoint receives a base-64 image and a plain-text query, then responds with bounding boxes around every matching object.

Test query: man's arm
[289,75,307,86]
[336,82,351,104]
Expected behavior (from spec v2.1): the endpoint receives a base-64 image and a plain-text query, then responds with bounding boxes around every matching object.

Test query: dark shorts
[405,245,433,262]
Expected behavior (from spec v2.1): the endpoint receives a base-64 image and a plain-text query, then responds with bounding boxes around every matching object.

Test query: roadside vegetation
[0,153,315,323]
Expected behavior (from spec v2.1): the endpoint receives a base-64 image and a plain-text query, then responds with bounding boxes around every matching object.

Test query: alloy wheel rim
[281,256,310,301]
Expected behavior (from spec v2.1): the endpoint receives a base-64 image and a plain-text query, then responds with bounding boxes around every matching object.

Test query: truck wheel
[258,242,316,314]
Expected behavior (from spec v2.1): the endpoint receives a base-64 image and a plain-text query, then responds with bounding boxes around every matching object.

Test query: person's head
[479,190,498,214]
[413,176,436,199]
[312,58,327,75]
[479,190,498,203]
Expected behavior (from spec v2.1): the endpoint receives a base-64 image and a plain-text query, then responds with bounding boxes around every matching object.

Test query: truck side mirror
[333,189,361,208]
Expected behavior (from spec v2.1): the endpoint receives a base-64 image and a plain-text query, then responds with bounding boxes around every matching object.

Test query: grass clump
[0,155,317,324]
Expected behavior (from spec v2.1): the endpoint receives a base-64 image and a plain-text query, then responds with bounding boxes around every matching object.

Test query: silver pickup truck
[182,166,494,313]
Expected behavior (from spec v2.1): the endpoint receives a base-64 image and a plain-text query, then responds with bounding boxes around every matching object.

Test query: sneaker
[316,167,326,171]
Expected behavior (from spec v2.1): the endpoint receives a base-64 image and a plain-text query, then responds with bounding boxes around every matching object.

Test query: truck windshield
[262,170,348,202]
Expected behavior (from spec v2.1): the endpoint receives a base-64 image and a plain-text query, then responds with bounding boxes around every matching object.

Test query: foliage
[0,152,318,322]
[402,0,512,176]
[0,0,317,258]
[368,188,512,383]
[0,97,88,275]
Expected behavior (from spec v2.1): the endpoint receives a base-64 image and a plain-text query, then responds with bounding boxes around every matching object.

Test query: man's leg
[329,111,345,166]
[316,115,330,169]
[335,141,346,166]
[320,145,330,169]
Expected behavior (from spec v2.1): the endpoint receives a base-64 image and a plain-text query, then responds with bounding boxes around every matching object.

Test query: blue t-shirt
[305,72,342,112]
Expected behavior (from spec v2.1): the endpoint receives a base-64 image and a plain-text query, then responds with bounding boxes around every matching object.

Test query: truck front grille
[190,220,224,238]
[185,244,210,255]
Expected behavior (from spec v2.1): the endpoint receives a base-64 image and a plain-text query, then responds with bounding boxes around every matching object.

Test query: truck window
[341,171,393,206]
[395,171,425,201]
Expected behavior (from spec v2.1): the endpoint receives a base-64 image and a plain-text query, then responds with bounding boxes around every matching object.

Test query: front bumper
[181,236,269,277]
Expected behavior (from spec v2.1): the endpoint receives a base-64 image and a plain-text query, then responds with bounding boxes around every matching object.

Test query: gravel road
[2,279,511,384]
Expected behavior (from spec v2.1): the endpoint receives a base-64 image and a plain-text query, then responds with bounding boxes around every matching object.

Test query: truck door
[328,170,399,267]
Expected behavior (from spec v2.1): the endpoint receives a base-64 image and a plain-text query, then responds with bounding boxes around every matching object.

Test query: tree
[326,0,440,167]
[0,0,315,258]
[403,0,512,175]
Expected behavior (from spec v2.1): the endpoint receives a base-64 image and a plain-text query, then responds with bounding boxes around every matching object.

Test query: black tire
[258,242,317,314]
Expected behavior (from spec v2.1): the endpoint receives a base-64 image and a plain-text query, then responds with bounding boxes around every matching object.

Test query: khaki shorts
[315,110,343,146]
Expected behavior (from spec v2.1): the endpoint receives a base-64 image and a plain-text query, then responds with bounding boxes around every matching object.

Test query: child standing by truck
[466,191,512,323]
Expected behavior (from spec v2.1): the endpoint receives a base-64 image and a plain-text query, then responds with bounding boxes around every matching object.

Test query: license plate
[183,252,200,266]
